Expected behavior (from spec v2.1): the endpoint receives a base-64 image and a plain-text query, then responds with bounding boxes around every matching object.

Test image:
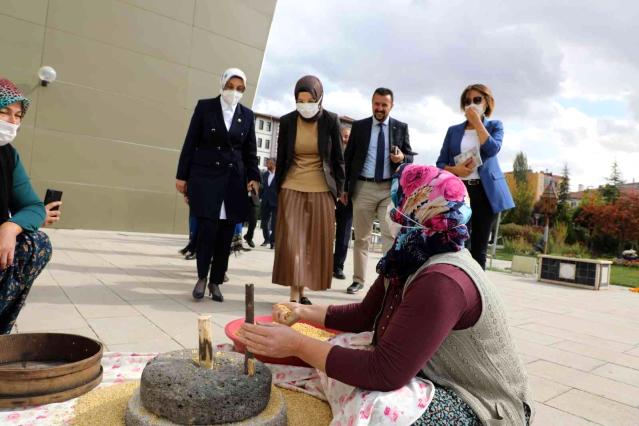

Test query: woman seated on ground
[239,164,534,425]
[0,78,52,334]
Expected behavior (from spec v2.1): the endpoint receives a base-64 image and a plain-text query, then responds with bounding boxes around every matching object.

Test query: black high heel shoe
[208,282,224,302]
[299,297,312,305]
[192,278,207,299]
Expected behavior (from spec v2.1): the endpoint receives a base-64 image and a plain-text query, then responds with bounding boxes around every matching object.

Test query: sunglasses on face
[464,96,483,106]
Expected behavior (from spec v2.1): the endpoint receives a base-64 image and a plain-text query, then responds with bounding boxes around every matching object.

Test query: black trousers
[465,182,497,270]
[260,203,277,244]
[196,218,235,284]
[244,203,258,241]
[333,200,353,271]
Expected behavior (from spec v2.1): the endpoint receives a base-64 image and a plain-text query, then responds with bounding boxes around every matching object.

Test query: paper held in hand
[454,146,482,170]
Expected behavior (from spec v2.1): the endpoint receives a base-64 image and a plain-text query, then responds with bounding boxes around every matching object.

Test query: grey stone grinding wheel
[134,350,274,425]
[125,387,287,426]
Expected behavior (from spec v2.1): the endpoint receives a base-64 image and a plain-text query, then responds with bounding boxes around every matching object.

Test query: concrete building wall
[1,0,277,233]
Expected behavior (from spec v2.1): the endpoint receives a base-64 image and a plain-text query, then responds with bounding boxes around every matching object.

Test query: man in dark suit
[333,126,352,279]
[176,67,260,302]
[260,158,277,249]
[341,87,414,294]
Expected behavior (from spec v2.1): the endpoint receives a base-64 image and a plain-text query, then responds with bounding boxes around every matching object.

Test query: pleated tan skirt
[272,188,335,290]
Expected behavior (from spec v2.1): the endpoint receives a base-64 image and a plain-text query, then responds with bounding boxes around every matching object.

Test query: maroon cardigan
[324,263,482,391]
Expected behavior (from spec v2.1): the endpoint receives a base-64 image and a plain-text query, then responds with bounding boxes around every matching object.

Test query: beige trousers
[351,180,394,284]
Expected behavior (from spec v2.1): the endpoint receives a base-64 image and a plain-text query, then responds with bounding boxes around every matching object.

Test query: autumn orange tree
[575,191,639,253]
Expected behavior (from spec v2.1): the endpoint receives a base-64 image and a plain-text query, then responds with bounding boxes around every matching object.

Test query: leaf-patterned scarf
[377,164,471,282]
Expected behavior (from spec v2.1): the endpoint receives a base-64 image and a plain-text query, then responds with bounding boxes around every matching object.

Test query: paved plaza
[14,229,639,425]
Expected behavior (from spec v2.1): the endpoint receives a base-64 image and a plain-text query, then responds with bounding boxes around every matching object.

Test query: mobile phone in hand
[44,189,63,211]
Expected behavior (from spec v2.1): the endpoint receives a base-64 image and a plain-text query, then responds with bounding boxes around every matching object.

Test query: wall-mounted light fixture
[38,66,57,87]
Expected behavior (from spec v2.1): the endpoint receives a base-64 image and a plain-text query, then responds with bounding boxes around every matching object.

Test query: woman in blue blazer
[436,84,514,269]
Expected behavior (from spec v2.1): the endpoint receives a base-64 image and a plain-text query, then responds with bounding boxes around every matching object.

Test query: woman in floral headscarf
[0,78,52,334]
[240,164,534,425]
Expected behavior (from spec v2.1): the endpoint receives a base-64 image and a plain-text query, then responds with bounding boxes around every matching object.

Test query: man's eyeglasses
[463,96,483,106]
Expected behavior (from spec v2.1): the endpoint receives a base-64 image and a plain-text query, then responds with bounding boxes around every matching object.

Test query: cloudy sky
[253,0,639,191]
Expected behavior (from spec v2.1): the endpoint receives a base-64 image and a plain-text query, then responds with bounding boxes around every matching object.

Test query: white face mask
[221,89,243,107]
[0,120,19,146]
[466,103,485,117]
[385,203,425,238]
[296,100,320,119]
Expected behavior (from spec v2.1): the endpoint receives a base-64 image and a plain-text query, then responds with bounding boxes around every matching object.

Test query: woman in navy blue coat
[436,84,514,269]
[176,68,260,301]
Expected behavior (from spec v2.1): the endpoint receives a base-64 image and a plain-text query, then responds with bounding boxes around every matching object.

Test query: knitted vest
[404,249,534,425]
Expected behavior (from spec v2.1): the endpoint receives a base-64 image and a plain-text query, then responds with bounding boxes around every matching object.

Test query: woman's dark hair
[460,84,494,117]
[373,87,394,102]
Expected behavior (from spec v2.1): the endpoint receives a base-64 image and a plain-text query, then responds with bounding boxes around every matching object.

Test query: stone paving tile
[526,313,639,345]
[62,285,140,319]
[47,327,100,340]
[527,374,571,403]
[518,354,540,365]
[86,315,171,346]
[509,326,566,346]
[546,389,639,426]
[526,360,639,408]
[516,323,636,354]
[551,341,639,370]
[627,346,639,357]
[533,403,600,425]
[23,282,71,304]
[590,363,639,388]
[515,339,606,372]
[16,303,87,332]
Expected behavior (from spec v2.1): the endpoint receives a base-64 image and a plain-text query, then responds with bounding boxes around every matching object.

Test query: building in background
[568,181,639,208]
[254,112,279,167]
[505,170,563,202]
[1,0,277,233]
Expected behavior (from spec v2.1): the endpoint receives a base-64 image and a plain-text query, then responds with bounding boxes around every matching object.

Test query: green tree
[600,160,624,203]
[608,160,624,186]
[556,163,571,222]
[513,152,529,186]
[511,183,535,225]
[504,152,535,225]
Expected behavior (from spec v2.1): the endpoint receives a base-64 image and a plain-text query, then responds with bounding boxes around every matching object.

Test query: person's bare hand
[272,302,302,326]
[176,179,187,194]
[0,222,21,270]
[339,192,349,205]
[455,163,474,178]
[247,180,259,196]
[390,148,404,164]
[237,322,303,358]
[44,201,62,226]
[464,106,482,127]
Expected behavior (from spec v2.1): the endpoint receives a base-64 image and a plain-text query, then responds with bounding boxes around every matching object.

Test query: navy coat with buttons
[436,119,515,214]
[176,96,260,222]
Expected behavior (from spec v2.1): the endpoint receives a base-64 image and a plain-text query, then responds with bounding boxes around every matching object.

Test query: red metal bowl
[224,315,341,367]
